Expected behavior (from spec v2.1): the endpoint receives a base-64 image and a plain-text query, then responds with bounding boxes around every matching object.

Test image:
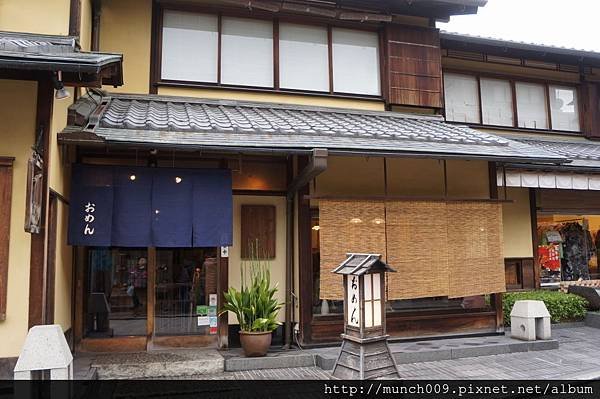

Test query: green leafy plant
[503,290,588,326]
[219,240,283,332]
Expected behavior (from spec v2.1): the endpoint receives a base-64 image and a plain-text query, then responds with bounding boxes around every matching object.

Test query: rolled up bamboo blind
[319,199,506,300]
[319,200,386,300]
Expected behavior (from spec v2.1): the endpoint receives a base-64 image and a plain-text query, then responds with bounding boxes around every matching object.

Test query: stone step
[309,334,560,369]
[585,311,600,328]
[224,350,315,372]
[90,349,224,379]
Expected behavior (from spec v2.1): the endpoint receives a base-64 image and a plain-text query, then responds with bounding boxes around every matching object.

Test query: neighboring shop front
[498,135,600,290]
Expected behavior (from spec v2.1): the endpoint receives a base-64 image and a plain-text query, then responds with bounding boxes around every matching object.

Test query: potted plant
[220,241,282,357]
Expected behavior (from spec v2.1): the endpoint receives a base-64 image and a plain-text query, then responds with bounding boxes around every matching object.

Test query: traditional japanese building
[1,0,600,377]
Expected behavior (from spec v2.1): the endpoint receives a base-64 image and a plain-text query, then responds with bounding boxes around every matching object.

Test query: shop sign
[24,151,43,234]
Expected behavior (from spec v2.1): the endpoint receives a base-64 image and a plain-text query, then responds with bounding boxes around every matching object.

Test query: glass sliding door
[154,248,219,336]
[85,247,148,337]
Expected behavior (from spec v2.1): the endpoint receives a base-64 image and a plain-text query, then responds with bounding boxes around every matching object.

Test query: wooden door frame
[44,192,58,324]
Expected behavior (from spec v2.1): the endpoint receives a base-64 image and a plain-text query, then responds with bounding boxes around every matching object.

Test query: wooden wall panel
[241,205,276,259]
[581,82,600,139]
[0,158,14,321]
[386,25,442,108]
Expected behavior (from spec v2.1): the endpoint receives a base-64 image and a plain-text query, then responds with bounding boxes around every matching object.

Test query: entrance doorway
[77,246,222,351]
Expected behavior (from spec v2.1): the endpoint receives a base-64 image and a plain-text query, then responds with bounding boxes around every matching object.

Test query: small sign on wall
[220,246,229,258]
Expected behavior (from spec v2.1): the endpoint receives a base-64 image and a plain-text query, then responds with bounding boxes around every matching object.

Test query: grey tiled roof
[61,94,567,163]
[0,31,122,73]
[514,137,600,169]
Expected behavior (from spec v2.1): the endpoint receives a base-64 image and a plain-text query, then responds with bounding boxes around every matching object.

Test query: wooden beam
[0,158,14,321]
[529,188,541,289]
[28,77,54,328]
[69,0,82,37]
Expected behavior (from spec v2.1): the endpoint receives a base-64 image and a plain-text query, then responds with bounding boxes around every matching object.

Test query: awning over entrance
[0,31,123,86]
[58,93,567,164]
[496,136,600,191]
[68,164,233,247]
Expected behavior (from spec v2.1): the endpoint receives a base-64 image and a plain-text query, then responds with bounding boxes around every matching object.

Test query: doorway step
[80,349,224,379]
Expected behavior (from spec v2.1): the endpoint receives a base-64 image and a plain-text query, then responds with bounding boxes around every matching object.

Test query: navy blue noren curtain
[193,169,233,247]
[151,168,193,247]
[69,165,232,248]
[68,164,114,246]
[111,166,153,247]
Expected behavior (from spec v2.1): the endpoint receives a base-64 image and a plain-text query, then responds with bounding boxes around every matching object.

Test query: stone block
[314,354,336,370]
[14,324,73,380]
[393,349,452,364]
[584,312,600,329]
[510,300,551,341]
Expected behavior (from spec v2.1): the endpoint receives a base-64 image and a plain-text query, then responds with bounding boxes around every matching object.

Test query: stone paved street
[395,326,600,380]
[164,327,600,380]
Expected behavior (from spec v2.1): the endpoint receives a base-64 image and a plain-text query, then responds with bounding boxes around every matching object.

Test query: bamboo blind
[319,200,386,300]
[447,202,505,298]
[319,200,506,300]
[386,202,450,300]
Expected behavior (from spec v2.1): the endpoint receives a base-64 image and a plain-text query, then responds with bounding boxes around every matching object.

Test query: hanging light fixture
[129,174,136,181]
[175,176,182,184]
[52,71,70,100]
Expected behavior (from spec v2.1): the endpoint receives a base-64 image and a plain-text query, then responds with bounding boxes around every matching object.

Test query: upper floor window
[443,72,580,133]
[443,73,480,123]
[515,82,548,129]
[549,85,580,132]
[480,78,513,127]
[331,28,380,96]
[159,10,381,96]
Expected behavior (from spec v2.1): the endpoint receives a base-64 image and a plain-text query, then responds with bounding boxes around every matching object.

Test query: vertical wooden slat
[492,293,504,333]
[327,25,333,94]
[297,156,313,344]
[529,188,541,289]
[217,250,228,349]
[273,18,279,90]
[73,246,86,347]
[149,0,161,94]
[241,205,276,258]
[28,77,54,328]
[510,80,519,128]
[45,193,58,324]
[217,13,222,85]
[0,157,14,321]
[69,0,82,37]
[545,84,553,130]
[146,247,156,349]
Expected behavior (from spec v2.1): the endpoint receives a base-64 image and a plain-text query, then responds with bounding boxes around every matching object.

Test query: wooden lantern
[331,253,400,380]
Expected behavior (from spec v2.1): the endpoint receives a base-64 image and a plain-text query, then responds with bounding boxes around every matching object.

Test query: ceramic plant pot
[239,330,272,357]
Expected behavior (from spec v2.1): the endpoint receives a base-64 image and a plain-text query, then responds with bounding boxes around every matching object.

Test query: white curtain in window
[549,85,580,132]
[443,73,480,123]
[516,82,548,129]
[221,17,273,87]
[331,28,380,95]
[480,78,513,126]
[279,23,329,92]
[161,11,218,82]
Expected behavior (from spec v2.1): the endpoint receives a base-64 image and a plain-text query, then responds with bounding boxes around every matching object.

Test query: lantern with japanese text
[331,253,400,380]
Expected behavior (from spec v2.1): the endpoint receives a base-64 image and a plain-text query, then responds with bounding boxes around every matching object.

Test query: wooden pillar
[297,156,312,344]
[28,77,54,328]
[488,162,504,332]
[529,188,541,289]
[146,247,156,350]
[217,250,228,349]
[73,246,86,348]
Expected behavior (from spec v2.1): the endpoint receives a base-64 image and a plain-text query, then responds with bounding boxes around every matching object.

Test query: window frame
[152,4,384,99]
[0,157,14,321]
[442,69,582,134]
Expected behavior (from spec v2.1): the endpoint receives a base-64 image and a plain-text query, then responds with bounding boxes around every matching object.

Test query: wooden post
[28,77,54,328]
[217,249,229,349]
[146,247,156,350]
